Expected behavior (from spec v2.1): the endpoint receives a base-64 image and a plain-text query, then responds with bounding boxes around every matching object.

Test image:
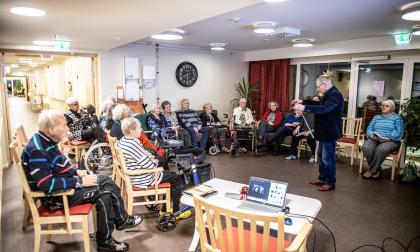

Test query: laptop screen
[246,177,288,208]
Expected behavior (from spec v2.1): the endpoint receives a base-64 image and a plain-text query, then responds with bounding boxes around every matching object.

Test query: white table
[181,178,322,251]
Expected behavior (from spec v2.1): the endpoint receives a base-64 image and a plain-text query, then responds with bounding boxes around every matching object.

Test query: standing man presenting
[293,73,344,191]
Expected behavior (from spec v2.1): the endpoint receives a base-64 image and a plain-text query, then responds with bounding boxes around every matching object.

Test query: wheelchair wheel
[229,143,237,157]
[208,145,219,156]
[84,143,113,176]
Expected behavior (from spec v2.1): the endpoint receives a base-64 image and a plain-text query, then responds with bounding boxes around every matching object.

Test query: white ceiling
[0,0,261,51]
[135,0,419,52]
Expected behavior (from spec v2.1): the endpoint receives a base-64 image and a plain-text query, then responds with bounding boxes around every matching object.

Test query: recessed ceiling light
[402,5,420,21]
[20,58,32,64]
[33,40,54,46]
[151,29,184,40]
[254,22,276,34]
[209,43,226,51]
[11,64,18,68]
[292,38,314,47]
[10,7,45,17]
[29,63,38,67]
[412,26,420,35]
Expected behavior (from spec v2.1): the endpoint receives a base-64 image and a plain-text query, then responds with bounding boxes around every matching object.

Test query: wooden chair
[297,138,318,162]
[359,139,406,181]
[10,140,93,252]
[107,135,120,184]
[16,125,29,146]
[193,195,313,252]
[336,117,363,166]
[114,145,171,215]
[60,139,91,163]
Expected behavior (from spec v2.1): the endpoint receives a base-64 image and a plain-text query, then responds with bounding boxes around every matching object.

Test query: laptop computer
[237,177,288,213]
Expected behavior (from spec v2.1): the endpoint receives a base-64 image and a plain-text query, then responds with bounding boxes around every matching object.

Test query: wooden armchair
[16,125,29,146]
[114,146,171,215]
[10,140,93,252]
[359,138,406,181]
[193,195,313,252]
[336,117,363,166]
[60,139,91,163]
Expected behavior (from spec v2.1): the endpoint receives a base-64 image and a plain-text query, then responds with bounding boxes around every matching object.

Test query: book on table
[183,184,217,198]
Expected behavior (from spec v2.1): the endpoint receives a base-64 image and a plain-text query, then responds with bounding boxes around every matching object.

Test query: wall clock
[176,61,198,87]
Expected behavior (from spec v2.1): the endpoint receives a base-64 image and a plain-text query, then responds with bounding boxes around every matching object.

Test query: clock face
[176,62,198,87]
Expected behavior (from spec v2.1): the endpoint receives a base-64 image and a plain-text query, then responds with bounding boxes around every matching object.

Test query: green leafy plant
[400,96,420,151]
[230,77,259,110]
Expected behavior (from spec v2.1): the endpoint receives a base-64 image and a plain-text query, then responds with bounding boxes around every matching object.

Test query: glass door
[355,63,403,132]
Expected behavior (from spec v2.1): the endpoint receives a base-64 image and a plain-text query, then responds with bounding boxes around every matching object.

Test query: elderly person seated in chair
[233,98,255,153]
[257,100,283,145]
[362,99,404,179]
[148,103,176,141]
[177,98,209,149]
[22,110,142,251]
[111,104,168,170]
[117,117,183,212]
[161,100,192,148]
[64,97,105,143]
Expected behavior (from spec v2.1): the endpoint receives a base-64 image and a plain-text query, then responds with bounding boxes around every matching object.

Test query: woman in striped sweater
[362,100,404,179]
[117,117,183,212]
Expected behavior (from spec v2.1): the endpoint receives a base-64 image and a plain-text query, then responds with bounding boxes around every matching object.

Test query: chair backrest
[16,125,29,146]
[342,117,363,139]
[9,140,41,219]
[362,107,382,132]
[193,195,286,252]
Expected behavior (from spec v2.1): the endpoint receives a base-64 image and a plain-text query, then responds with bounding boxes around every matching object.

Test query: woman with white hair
[148,103,175,140]
[110,104,132,140]
[362,100,404,179]
[117,118,183,212]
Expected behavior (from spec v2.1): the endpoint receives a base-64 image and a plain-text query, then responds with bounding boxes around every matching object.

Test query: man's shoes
[372,171,381,179]
[271,147,279,156]
[116,215,143,231]
[318,184,335,191]
[238,147,247,154]
[362,170,373,179]
[309,156,316,163]
[97,238,129,252]
[285,155,296,160]
[309,179,326,186]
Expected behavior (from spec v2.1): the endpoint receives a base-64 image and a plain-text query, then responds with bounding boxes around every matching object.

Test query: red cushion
[64,140,90,146]
[389,150,399,156]
[38,203,93,217]
[337,137,356,144]
[132,182,171,191]
[215,227,292,252]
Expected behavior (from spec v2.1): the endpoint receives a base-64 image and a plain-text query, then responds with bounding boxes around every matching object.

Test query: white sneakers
[285,155,316,163]
[238,147,247,154]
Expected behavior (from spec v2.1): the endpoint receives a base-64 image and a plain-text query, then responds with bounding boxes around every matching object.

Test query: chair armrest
[284,222,313,252]
[124,167,163,176]
[29,189,75,198]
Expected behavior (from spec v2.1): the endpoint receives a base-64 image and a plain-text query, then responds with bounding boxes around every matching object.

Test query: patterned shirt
[21,132,78,193]
[366,113,404,142]
[64,110,84,141]
[117,137,162,187]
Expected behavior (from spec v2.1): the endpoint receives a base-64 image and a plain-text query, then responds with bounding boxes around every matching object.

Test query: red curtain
[248,59,290,119]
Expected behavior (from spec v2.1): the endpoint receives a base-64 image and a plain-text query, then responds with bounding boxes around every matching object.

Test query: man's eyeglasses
[316,83,326,90]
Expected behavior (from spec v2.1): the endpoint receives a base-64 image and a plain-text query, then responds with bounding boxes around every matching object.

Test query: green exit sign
[54,40,70,50]
[394,33,412,44]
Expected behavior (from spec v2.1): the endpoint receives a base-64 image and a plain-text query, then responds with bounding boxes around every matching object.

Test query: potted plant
[400,96,420,151]
[230,77,259,110]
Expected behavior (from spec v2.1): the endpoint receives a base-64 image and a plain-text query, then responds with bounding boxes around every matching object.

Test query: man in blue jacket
[293,74,344,191]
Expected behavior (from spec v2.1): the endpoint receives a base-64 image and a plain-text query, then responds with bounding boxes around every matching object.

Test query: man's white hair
[121,117,140,136]
[112,104,131,121]
[239,98,247,103]
[66,97,78,105]
[38,110,65,132]
[316,76,332,87]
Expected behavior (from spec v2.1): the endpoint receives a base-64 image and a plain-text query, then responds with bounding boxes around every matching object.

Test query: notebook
[184,184,217,198]
[238,177,288,213]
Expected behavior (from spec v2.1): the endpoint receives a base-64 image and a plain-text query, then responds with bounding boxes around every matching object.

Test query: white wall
[99,45,248,116]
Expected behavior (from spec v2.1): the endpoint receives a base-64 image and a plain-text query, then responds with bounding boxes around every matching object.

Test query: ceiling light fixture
[29,63,38,67]
[292,38,314,47]
[413,26,420,35]
[33,40,54,46]
[253,22,276,34]
[209,43,226,51]
[151,29,184,40]
[402,5,420,21]
[11,64,18,68]
[10,7,45,17]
